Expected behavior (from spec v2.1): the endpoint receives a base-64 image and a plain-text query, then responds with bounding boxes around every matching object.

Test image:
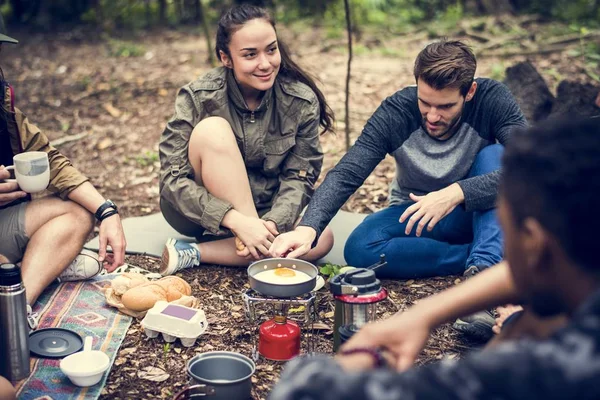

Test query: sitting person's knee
[0,376,16,400]
[66,201,94,231]
[190,117,236,152]
[476,143,504,162]
[344,231,376,268]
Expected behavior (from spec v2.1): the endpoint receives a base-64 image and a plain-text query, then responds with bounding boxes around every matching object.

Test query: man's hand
[269,226,316,258]
[0,166,27,207]
[399,183,464,236]
[340,308,434,372]
[98,214,126,272]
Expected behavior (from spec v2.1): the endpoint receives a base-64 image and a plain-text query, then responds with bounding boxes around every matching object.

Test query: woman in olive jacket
[159,4,334,275]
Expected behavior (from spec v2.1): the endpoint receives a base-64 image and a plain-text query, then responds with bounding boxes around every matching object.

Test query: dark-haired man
[0,17,126,330]
[270,117,600,400]
[271,40,525,279]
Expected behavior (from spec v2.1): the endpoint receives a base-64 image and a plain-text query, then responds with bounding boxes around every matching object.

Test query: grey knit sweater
[300,78,527,239]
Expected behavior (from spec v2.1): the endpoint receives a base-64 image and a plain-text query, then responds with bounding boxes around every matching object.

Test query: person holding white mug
[0,16,126,330]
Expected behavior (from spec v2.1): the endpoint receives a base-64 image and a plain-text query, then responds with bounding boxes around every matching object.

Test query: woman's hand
[230,215,276,260]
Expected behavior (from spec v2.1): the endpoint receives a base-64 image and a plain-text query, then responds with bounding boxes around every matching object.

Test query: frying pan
[247,258,318,298]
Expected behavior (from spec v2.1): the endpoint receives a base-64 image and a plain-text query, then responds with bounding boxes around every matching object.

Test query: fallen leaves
[138,367,170,382]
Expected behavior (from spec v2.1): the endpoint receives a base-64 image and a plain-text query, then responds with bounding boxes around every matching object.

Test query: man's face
[498,195,565,316]
[416,79,475,140]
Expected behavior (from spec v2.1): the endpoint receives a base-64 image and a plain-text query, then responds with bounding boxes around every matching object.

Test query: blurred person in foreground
[270,117,600,400]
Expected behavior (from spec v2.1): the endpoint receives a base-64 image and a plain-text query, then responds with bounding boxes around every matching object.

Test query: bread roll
[112,272,149,296]
[235,237,246,251]
[122,283,167,312]
[155,276,191,296]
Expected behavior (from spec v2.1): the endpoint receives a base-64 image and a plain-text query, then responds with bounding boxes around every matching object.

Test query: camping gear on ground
[60,336,110,387]
[29,328,83,358]
[0,263,30,381]
[141,301,208,347]
[245,258,318,361]
[330,255,388,351]
[173,351,255,400]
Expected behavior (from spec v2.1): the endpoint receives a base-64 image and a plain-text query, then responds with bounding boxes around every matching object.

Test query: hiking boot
[453,264,495,342]
[57,249,103,282]
[453,309,496,343]
[27,304,39,331]
[160,238,201,276]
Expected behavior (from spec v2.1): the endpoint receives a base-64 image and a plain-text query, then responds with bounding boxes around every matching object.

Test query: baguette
[122,283,167,312]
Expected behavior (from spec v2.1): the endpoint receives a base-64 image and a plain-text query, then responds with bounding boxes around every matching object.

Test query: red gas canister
[258,315,300,361]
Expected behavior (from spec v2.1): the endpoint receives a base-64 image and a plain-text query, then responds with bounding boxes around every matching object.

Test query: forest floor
[3,16,597,399]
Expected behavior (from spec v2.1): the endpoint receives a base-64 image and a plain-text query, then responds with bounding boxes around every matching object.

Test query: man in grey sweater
[271,39,525,280]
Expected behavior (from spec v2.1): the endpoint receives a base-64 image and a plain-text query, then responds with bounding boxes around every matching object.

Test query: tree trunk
[475,0,514,14]
[158,0,167,25]
[343,0,352,151]
[504,61,554,123]
[198,0,216,67]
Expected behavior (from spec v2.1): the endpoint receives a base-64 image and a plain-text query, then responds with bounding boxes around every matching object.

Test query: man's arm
[457,81,527,212]
[340,261,519,370]
[269,93,411,257]
[67,182,125,271]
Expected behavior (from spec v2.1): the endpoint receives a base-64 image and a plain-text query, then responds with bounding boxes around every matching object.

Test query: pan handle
[366,254,387,272]
[173,384,216,399]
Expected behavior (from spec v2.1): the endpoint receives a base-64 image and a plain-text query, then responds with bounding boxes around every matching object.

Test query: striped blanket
[15,274,132,400]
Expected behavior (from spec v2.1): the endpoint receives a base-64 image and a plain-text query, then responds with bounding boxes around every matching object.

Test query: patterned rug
[15,274,132,400]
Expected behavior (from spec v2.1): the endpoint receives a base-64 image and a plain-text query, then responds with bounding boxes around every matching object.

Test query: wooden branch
[480,44,577,58]
[50,132,88,147]
[543,31,600,47]
[343,0,352,152]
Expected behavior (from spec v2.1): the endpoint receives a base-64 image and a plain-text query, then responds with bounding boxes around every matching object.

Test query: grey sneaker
[160,238,201,276]
[27,304,39,331]
[57,249,102,282]
[453,309,496,342]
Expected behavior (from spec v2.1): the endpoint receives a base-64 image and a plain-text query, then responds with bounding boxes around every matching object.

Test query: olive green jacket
[1,84,88,199]
[159,67,323,236]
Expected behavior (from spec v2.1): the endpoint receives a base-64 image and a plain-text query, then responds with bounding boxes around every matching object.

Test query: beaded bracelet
[339,347,387,368]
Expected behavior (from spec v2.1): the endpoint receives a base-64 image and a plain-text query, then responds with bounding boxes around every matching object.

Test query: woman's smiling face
[220,18,281,99]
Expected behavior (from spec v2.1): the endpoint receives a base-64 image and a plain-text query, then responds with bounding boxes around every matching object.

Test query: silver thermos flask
[0,263,30,381]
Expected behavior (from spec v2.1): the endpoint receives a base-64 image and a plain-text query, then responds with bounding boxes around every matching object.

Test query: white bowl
[60,349,110,387]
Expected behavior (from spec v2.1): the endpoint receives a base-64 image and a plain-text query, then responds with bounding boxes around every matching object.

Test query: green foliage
[490,62,506,81]
[134,151,159,167]
[107,39,146,58]
[319,262,342,280]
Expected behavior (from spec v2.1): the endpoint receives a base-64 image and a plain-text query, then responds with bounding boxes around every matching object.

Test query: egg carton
[141,301,208,347]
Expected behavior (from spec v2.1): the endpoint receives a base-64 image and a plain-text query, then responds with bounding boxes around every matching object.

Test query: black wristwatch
[94,199,118,221]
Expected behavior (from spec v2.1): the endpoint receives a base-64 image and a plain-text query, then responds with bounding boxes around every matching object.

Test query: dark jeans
[344,144,504,279]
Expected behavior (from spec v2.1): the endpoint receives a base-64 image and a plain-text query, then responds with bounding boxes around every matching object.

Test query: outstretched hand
[98,214,126,272]
[269,226,316,259]
[399,183,464,236]
[340,308,433,372]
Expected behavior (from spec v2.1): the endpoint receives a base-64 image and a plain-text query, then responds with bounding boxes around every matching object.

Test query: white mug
[4,151,50,193]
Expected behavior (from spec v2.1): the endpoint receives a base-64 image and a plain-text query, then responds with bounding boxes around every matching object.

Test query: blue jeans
[344,144,504,279]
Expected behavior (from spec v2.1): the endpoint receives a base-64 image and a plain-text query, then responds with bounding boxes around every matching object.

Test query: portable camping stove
[242,289,317,362]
